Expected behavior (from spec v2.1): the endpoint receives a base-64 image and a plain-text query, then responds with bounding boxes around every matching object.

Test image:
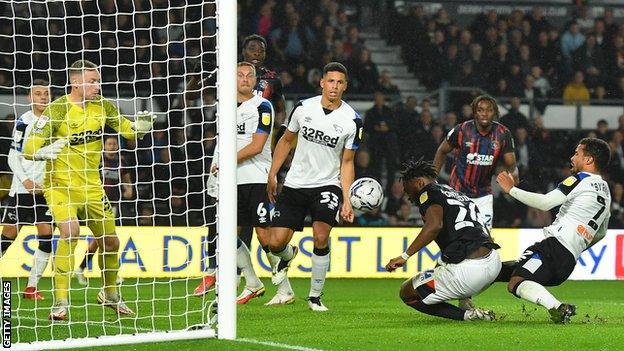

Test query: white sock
[515,280,561,310]
[266,251,280,270]
[237,242,262,289]
[274,244,294,261]
[309,251,330,298]
[277,276,294,295]
[27,249,51,288]
[205,268,216,276]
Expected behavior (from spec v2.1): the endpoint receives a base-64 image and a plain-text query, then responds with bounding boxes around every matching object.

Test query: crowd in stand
[386,5,624,104]
[0,1,622,229]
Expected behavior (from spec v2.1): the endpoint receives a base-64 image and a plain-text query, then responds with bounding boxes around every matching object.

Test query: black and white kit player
[497,137,611,323]
[0,80,54,300]
[386,159,501,321]
[267,62,362,310]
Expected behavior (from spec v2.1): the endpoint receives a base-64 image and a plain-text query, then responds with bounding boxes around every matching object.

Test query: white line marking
[237,338,326,351]
[17,316,157,333]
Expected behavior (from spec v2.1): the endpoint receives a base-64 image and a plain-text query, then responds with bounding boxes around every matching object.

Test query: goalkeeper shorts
[45,185,116,236]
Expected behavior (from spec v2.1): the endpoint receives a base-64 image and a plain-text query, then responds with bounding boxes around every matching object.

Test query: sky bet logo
[466,153,494,166]
[301,126,339,148]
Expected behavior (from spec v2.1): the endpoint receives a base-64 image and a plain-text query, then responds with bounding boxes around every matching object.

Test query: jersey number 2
[447,199,478,231]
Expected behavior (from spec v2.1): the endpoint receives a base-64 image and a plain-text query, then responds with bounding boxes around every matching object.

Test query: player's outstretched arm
[386,205,443,272]
[496,172,566,211]
[267,129,296,203]
[433,140,453,173]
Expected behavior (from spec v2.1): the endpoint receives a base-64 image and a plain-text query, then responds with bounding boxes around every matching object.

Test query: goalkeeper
[23,60,156,320]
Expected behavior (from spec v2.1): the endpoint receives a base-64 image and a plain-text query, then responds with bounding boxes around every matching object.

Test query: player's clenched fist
[385,256,407,272]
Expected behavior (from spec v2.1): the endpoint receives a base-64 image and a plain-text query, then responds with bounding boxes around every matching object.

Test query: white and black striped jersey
[284,96,362,189]
[547,172,611,260]
[237,95,274,185]
[9,110,46,196]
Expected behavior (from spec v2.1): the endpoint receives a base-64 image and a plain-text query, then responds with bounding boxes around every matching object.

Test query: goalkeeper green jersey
[24,94,136,187]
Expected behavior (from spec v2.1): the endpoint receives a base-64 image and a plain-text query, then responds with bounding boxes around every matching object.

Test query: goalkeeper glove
[132,111,157,138]
[33,139,67,160]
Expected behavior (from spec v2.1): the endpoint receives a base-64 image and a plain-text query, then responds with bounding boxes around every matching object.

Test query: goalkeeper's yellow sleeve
[102,98,138,140]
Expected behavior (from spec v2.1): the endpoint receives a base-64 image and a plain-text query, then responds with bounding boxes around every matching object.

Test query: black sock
[80,251,95,269]
[406,300,466,321]
[1,234,14,255]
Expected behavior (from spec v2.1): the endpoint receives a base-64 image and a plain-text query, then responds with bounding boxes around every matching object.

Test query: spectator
[343,25,365,60]
[269,12,314,65]
[490,43,512,84]
[493,78,510,98]
[560,22,585,74]
[573,34,605,89]
[439,44,462,86]
[522,74,546,114]
[514,127,537,180]
[563,71,590,105]
[500,97,530,135]
[377,70,400,97]
[517,44,535,77]
[526,7,551,40]
[442,111,457,134]
[364,92,398,190]
[595,119,610,142]
[530,65,551,97]
[383,180,406,219]
[253,3,274,37]
[349,49,379,93]
[395,96,420,164]
[506,64,524,97]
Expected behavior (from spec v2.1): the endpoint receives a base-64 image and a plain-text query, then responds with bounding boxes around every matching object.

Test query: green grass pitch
[6,278,624,350]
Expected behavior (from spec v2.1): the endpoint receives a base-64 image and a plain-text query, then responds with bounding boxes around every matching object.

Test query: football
[349,177,384,211]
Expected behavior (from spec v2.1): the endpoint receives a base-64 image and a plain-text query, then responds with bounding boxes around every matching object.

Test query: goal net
[0,0,237,348]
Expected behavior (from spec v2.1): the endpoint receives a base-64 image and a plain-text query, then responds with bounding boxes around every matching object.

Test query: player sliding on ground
[267,62,362,310]
[0,80,54,300]
[496,137,611,324]
[23,59,156,320]
[386,158,501,321]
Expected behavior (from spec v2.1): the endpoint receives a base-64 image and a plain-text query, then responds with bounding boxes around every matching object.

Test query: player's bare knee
[399,279,418,304]
[507,276,524,294]
[1,225,18,239]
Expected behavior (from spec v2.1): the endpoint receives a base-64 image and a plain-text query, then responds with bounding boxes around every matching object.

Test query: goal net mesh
[0,0,221,346]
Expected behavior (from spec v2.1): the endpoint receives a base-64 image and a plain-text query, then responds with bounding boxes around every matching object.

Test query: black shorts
[237,183,271,227]
[512,237,576,287]
[1,193,53,225]
[271,185,342,231]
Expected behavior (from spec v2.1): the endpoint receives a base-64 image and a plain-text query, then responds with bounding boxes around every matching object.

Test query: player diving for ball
[386,158,501,321]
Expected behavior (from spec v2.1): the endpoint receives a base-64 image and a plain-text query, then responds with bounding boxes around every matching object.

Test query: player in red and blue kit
[434,95,518,230]
[434,95,518,311]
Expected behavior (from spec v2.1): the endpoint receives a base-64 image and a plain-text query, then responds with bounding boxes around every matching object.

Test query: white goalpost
[0,0,237,348]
